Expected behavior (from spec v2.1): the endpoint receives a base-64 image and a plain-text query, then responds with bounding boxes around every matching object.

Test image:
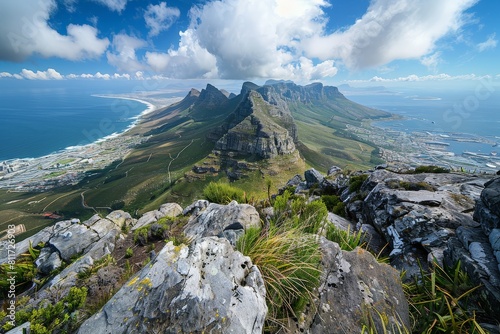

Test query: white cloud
[477,34,497,52]
[20,68,63,80]
[135,71,144,80]
[363,73,490,82]
[0,72,13,78]
[113,73,131,79]
[106,34,147,72]
[144,2,180,37]
[0,0,109,62]
[145,29,218,79]
[93,0,127,12]
[95,72,111,80]
[147,0,335,81]
[304,0,478,69]
[420,52,442,71]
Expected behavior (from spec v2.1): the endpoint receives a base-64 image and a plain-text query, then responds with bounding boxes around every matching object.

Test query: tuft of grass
[387,180,437,192]
[404,261,487,334]
[325,224,365,251]
[236,191,326,331]
[203,181,246,204]
[360,304,410,334]
[237,226,321,331]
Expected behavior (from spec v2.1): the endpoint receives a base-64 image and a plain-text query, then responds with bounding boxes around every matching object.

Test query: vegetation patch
[404,261,487,334]
[1,286,87,333]
[203,181,246,204]
[349,174,369,193]
[410,165,450,174]
[325,224,364,251]
[237,191,325,332]
[387,180,436,191]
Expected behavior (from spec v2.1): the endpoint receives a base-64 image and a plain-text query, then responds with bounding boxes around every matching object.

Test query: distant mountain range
[144,80,390,170]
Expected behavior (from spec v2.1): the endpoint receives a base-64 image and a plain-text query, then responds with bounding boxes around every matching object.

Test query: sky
[0,0,498,85]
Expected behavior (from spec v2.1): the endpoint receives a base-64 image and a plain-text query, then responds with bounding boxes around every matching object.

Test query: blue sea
[341,83,500,156]
[0,80,165,161]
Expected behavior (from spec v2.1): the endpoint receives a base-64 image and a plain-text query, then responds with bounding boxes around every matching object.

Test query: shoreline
[0,94,180,191]
[0,95,156,165]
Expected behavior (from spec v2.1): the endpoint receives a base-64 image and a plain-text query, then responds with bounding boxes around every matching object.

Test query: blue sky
[0,0,498,85]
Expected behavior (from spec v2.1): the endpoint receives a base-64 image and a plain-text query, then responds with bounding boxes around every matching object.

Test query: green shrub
[332,201,346,217]
[349,174,369,192]
[134,226,149,245]
[321,195,341,211]
[125,247,133,258]
[203,181,246,204]
[413,165,450,174]
[14,286,87,334]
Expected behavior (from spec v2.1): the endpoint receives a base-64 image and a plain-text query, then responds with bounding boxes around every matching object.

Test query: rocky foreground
[1,166,499,333]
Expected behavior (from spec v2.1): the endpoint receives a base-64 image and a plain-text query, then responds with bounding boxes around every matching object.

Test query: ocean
[0,80,162,161]
[341,83,500,156]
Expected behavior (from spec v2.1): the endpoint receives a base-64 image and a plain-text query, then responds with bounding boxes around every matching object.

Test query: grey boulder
[77,237,267,334]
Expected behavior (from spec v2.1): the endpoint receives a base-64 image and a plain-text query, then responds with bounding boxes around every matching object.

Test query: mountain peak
[188,88,200,97]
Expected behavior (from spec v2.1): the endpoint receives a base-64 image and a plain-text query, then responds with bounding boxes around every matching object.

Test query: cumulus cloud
[0,0,109,62]
[0,72,13,78]
[20,68,63,80]
[145,29,218,78]
[93,0,127,12]
[113,73,131,79]
[304,0,478,69]
[146,0,336,81]
[477,34,497,52]
[144,2,180,37]
[106,34,147,72]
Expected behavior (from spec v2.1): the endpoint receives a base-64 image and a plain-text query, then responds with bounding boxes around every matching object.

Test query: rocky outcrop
[283,167,500,319]
[289,238,410,333]
[131,203,183,231]
[445,177,500,313]
[474,177,500,235]
[77,237,267,334]
[356,170,488,274]
[184,200,260,245]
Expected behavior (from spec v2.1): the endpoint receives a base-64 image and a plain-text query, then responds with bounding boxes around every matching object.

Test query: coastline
[0,94,179,191]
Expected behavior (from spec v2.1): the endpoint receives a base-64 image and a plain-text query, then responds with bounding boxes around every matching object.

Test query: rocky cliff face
[215,91,296,159]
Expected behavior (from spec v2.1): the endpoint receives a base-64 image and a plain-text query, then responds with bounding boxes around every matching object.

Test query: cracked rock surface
[77,237,267,334]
